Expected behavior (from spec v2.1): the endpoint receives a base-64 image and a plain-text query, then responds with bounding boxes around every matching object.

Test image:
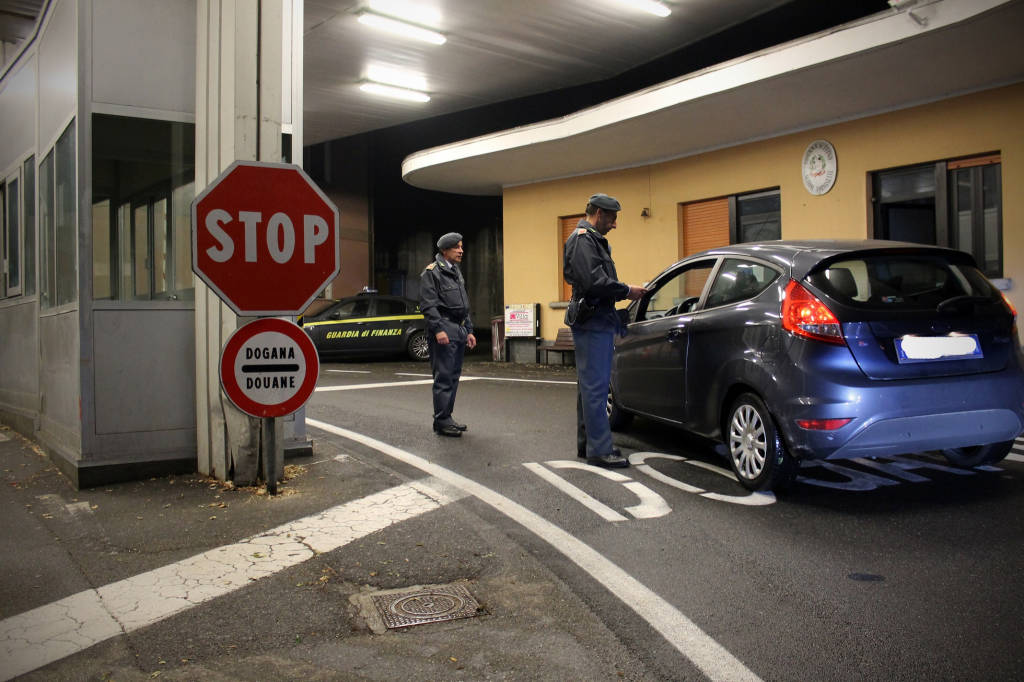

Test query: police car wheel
[407,330,430,361]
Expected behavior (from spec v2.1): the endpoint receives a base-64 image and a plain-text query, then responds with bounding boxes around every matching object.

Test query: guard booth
[0,0,307,487]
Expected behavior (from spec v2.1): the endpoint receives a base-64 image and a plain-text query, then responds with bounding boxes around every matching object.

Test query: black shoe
[586,452,629,468]
[577,452,587,459]
[433,424,462,437]
[452,421,468,431]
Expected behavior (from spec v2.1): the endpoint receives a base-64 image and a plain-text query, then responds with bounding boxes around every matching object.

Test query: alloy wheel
[729,403,767,480]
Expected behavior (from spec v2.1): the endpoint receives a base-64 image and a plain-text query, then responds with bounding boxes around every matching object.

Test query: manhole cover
[371,583,480,629]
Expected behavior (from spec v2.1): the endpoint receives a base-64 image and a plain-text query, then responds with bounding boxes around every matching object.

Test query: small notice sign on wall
[504,303,538,337]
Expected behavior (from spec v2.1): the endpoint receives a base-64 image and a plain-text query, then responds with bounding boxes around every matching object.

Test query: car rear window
[805,255,998,310]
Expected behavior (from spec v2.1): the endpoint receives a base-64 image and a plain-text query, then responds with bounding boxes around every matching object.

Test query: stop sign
[192,160,340,316]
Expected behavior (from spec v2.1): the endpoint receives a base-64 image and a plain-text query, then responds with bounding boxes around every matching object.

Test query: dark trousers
[572,322,616,458]
[429,323,467,426]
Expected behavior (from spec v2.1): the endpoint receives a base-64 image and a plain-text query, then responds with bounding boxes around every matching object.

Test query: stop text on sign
[203,210,330,265]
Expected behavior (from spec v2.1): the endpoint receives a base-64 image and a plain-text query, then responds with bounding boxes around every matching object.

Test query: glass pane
[92,114,195,302]
[737,191,780,242]
[6,177,19,292]
[878,164,935,202]
[39,152,54,308]
[23,156,35,296]
[704,258,779,308]
[117,203,131,298]
[644,262,715,319]
[133,204,150,299]
[92,200,111,299]
[171,182,194,300]
[982,165,1000,276]
[55,122,77,306]
[153,198,168,297]
[955,168,973,254]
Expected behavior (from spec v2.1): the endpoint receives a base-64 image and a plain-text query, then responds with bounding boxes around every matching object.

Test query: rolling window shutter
[680,198,729,259]
[560,215,583,301]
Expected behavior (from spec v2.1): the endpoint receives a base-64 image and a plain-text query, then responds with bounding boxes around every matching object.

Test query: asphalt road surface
[305,355,1024,681]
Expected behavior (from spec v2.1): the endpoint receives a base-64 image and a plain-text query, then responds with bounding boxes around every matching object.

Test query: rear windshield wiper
[936,295,993,313]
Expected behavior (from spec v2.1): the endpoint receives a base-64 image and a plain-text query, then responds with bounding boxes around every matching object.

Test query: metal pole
[262,417,278,495]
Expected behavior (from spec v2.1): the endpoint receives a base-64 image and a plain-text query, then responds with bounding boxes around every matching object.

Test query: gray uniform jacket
[420,254,474,336]
[563,219,630,322]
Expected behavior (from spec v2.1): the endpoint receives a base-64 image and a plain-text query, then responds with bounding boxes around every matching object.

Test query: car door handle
[666,328,683,342]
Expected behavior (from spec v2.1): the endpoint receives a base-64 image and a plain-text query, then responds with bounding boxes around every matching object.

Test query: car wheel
[407,330,430,361]
[607,384,633,431]
[726,393,797,491]
[940,440,1014,468]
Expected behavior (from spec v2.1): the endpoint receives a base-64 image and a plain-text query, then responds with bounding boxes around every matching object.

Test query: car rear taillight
[796,418,852,430]
[1001,291,1017,321]
[782,279,845,345]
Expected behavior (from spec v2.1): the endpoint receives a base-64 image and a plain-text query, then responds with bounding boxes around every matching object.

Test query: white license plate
[895,334,983,363]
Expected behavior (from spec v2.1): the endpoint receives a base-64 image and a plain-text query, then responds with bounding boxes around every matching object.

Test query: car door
[614,258,718,422]
[360,297,413,355]
[305,297,373,355]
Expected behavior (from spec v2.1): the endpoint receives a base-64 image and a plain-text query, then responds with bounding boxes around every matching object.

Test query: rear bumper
[772,356,1024,460]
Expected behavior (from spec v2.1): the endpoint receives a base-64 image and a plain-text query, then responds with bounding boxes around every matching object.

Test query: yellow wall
[504,83,1024,341]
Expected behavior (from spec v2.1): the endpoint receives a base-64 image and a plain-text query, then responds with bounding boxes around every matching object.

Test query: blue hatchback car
[609,240,1024,491]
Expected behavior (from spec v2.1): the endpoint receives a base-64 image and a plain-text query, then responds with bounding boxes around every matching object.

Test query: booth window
[40,121,77,309]
[92,114,195,302]
[2,173,20,297]
[22,156,35,296]
[872,153,1002,277]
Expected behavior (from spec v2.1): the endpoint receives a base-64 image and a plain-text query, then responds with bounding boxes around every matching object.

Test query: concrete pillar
[194,0,302,485]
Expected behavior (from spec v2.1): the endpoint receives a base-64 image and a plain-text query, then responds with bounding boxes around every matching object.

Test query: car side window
[704,258,778,309]
[326,299,370,320]
[638,260,716,321]
[375,299,408,316]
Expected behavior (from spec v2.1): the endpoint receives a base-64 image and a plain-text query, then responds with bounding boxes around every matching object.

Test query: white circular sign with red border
[220,318,319,418]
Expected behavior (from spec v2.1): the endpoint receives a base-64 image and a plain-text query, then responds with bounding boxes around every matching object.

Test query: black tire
[407,330,430,361]
[725,392,797,491]
[607,384,633,431]
[940,440,1014,468]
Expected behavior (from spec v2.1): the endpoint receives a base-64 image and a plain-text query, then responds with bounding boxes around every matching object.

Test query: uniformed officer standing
[563,194,647,467]
[420,232,477,437]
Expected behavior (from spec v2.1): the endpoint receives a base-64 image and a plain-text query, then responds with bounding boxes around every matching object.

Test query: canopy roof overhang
[402,0,1024,196]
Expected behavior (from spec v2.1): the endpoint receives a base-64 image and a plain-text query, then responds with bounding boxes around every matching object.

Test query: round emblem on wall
[801,139,838,196]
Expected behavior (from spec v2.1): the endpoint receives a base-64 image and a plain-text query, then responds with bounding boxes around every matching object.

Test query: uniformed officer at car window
[420,232,477,437]
[564,194,647,467]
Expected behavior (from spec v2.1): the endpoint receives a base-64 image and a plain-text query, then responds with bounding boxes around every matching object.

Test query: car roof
[681,240,975,280]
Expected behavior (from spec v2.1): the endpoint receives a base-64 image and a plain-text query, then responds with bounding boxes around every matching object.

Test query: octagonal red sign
[192,161,340,316]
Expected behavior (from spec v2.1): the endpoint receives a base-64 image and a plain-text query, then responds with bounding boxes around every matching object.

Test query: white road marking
[546,460,671,519]
[326,369,371,374]
[1007,453,1024,463]
[523,463,627,522]
[315,377,479,392]
[0,481,454,681]
[393,372,576,385]
[309,418,762,682]
[629,453,776,506]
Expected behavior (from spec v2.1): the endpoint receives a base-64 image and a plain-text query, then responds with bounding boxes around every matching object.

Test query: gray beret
[588,193,621,211]
[437,232,463,250]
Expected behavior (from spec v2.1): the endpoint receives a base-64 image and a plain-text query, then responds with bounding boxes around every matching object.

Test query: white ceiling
[302,0,794,145]
[402,0,1024,195]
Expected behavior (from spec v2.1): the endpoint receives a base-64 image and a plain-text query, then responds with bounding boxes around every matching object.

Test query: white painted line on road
[524,463,627,522]
[545,460,671,519]
[314,377,480,392]
[0,481,454,681]
[327,369,372,374]
[394,372,576,385]
[1007,453,1024,463]
[309,418,762,682]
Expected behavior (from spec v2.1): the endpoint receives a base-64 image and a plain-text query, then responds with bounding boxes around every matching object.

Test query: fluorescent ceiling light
[360,81,431,103]
[367,0,442,27]
[612,0,671,18]
[366,64,428,91]
[357,11,446,45]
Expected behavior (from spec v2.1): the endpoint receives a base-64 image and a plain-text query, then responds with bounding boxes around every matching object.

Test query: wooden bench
[542,328,576,366]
